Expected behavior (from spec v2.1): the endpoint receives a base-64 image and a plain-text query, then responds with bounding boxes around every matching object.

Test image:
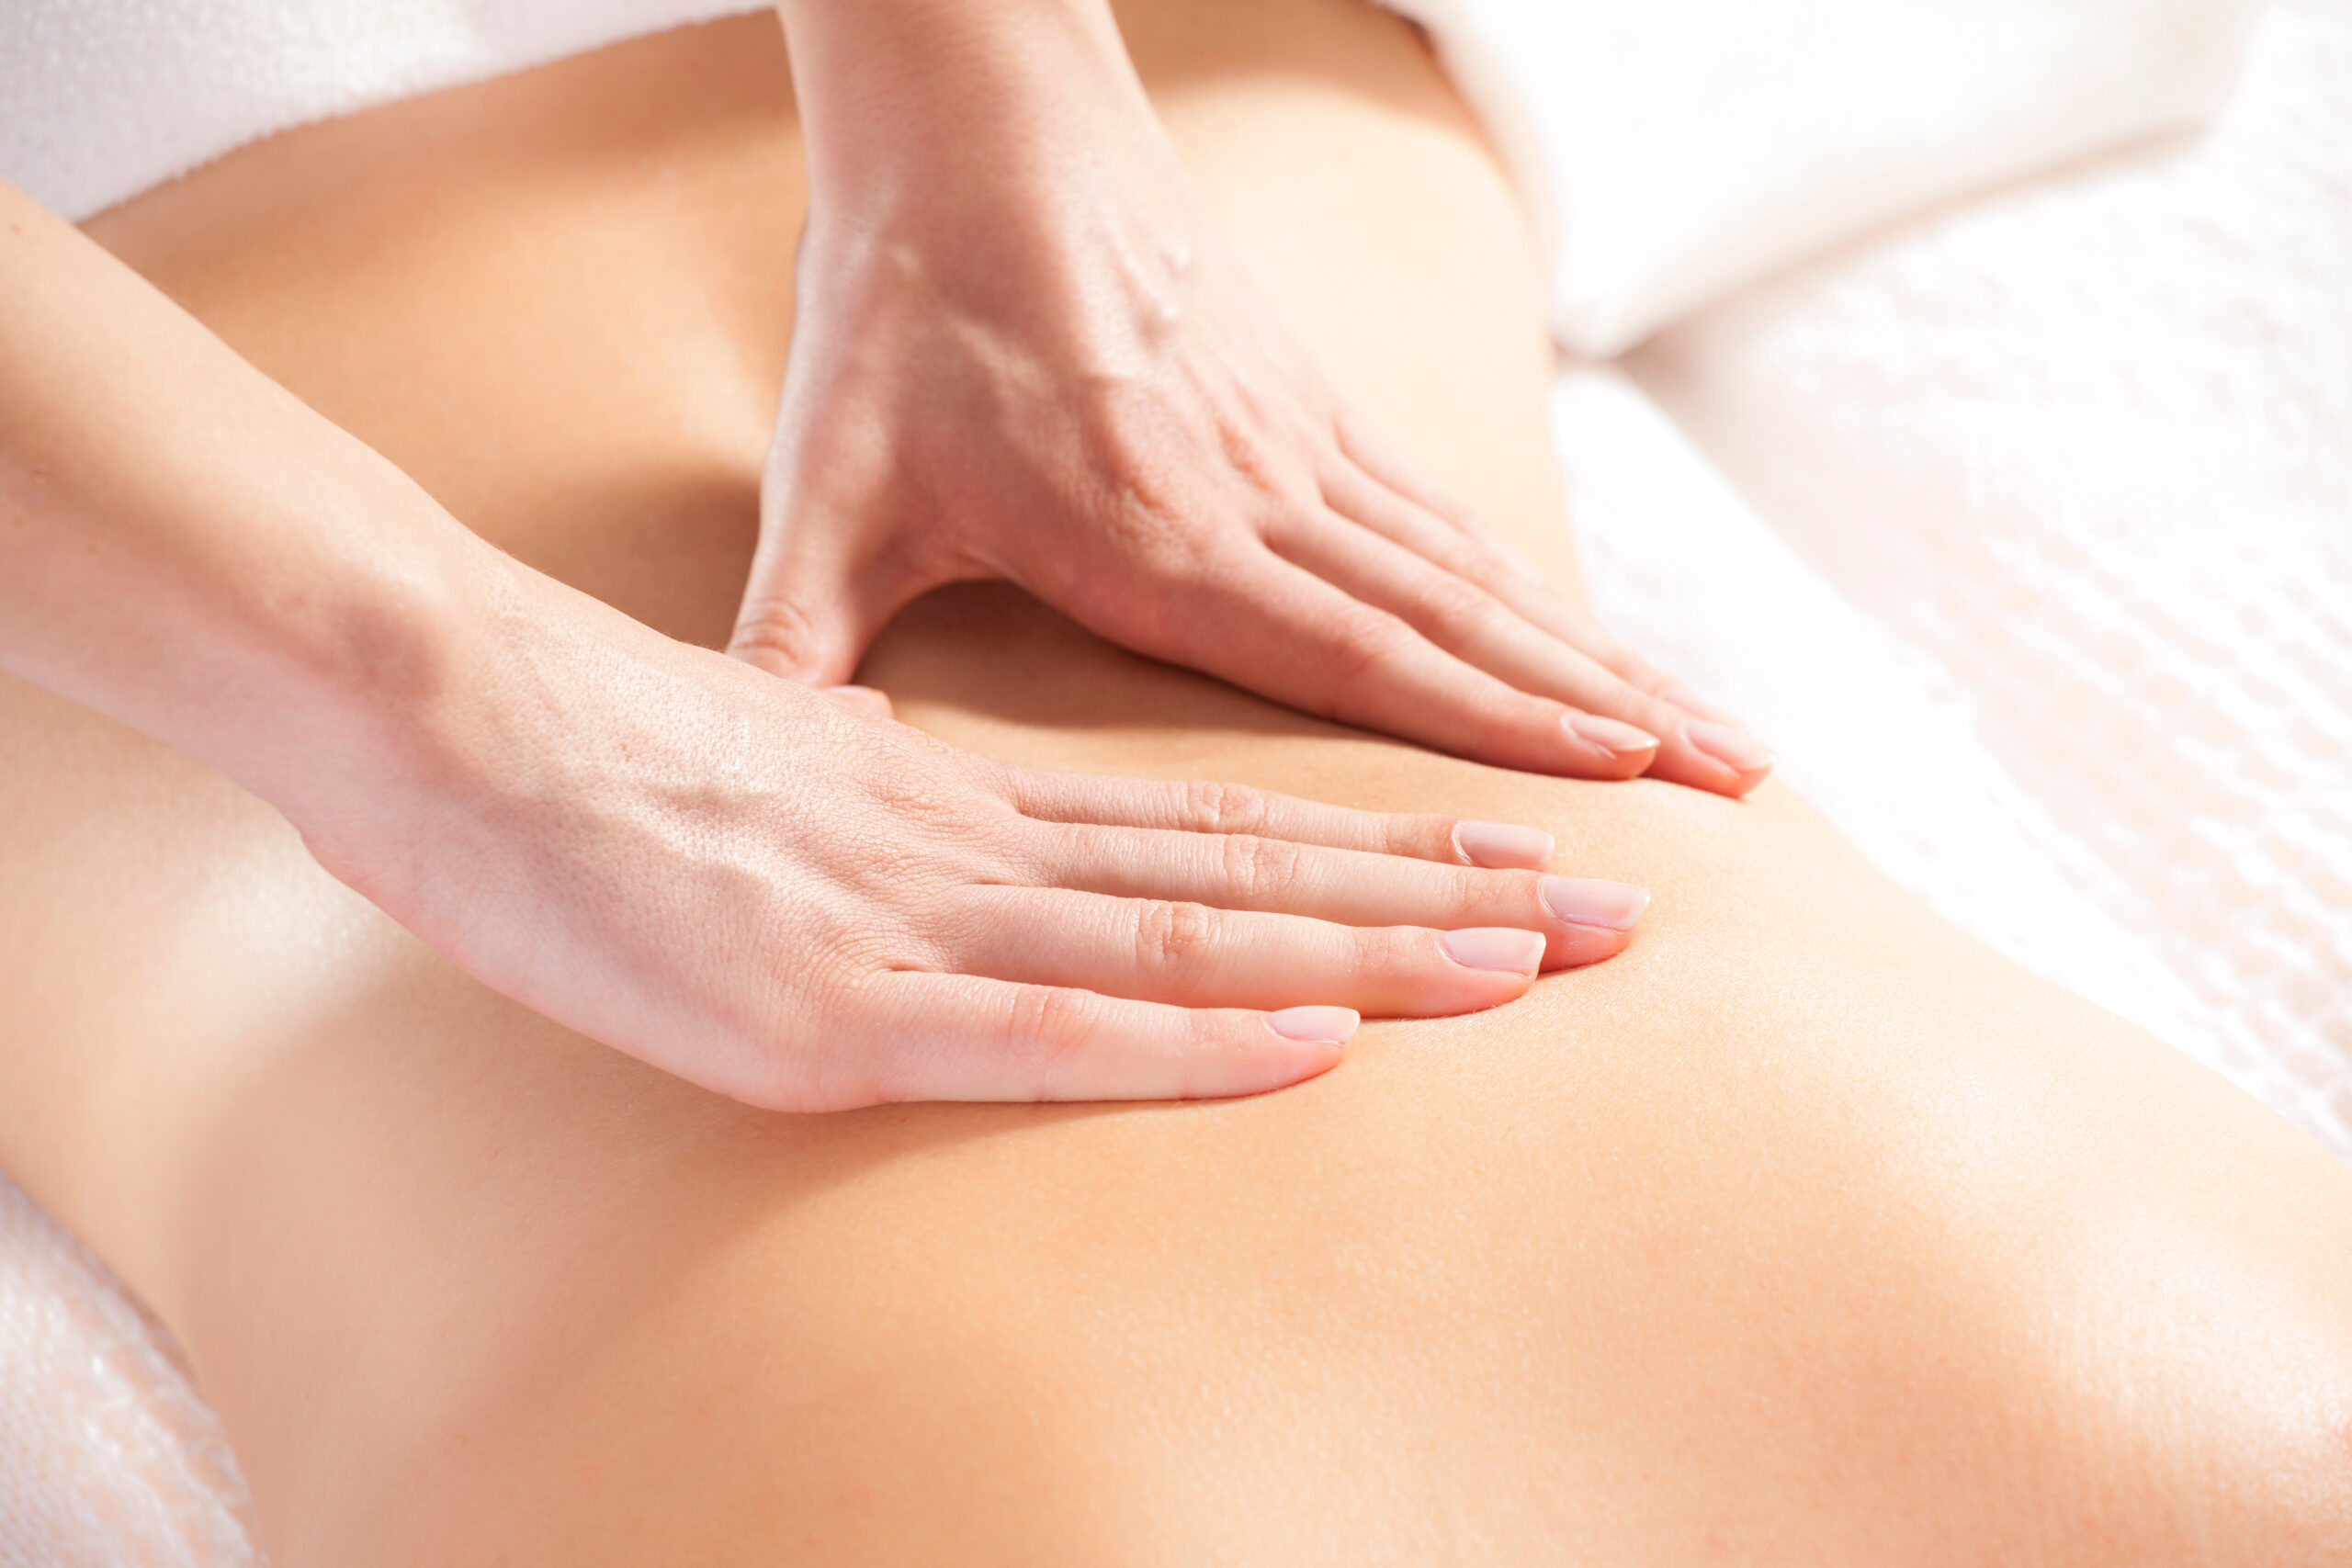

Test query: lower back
[14,12,2350,1563]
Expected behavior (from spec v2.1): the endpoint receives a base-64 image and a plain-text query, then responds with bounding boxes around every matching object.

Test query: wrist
[226,484,506,836]
[775,4,1214,353]
[775,0,1176,221]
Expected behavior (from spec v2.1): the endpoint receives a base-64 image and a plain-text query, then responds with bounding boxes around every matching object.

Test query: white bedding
[1396,0,2265,354]
[5,1,2347,1562]
[1600,0,2352,1158]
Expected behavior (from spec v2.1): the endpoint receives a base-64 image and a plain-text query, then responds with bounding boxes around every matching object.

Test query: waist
[83,14,802,649]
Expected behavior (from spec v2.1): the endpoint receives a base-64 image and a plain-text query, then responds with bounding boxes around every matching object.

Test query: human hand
[0,170,1639,1118]
[307,561,1646,1112]
[737,0,1772,796]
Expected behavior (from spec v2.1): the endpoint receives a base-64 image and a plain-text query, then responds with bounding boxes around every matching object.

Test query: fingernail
[1268,1005,1360,1045]
[1565,711,1659,757]
[1686,720,1776,775]
[1541,877,1650,931]
[1664,685,1744,725]
[1452,820,1555,870]
[1440,927,1546,975]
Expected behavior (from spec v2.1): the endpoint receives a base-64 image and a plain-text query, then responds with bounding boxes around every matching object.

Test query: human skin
[0,91,1662,1110]
[4,2,2350,1563]
[747,0,1770,794]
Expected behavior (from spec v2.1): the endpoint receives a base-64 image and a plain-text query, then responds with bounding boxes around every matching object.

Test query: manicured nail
[1686,720,1775,775]
[1565,711,1659,756]
[1453,820,1555,870]
[1540,877,1650,931]
[1440,927,1546,975]
[1268,1005,1360,1045]
[1664,685,1744,725]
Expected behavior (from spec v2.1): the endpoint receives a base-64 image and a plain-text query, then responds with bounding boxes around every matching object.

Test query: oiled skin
[0,5,2346,1563]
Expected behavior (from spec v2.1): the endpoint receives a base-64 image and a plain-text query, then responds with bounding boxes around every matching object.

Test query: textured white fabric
[1611,0,2352,1157]
[4,2,2347,1564]
[1556,366,2227,1064]
[0,1180,258,1568]
[0,0,768,220]
[1388,0,2264,354]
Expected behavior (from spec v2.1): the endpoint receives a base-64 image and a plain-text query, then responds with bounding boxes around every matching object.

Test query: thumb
[728,539,906,687]
[822,684,896,719]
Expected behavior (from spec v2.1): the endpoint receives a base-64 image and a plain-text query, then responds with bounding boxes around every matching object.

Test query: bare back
[1,5,2346,1562]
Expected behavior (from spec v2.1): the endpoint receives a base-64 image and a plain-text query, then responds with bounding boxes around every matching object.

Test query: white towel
[6,0,2264,357]
[1612,0,2352,1156]
[1390,0,2264,353]
[0,0,763,220]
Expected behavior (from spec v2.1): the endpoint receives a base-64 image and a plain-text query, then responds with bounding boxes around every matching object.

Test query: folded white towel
[1389,0,2264,353]
[1617,0,2352,1156]
[7,0,2264,357]
[0,0,763,221]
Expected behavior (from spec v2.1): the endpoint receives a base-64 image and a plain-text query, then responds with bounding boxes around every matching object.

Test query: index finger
[1000,771,1556,871]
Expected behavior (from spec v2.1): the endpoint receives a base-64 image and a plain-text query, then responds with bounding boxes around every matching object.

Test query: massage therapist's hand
[0,175,1643,1114]
[740,0,1772,798]
[311,562,1649,1111]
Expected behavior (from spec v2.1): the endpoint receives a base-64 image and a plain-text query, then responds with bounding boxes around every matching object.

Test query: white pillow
[1391,0,2265,355]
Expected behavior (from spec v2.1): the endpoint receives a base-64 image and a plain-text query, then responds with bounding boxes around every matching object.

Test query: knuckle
[988,813,1055,883]
[1414,570,1494,631]
[999,763,1055,816]
[1182,779,1272,837]
[1004,984,1102,1067]
[1118,502,1214,580]
[1057,512,1227,650]
[729,595,829,673]
[1216,412,1275,481]
[1217,419,1319,509]
[1432,538,1505,592]
[1317,610,1408,700]
[1221,832,1305,906]
[1133,898,1222,978]
[862,755,1013,848]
